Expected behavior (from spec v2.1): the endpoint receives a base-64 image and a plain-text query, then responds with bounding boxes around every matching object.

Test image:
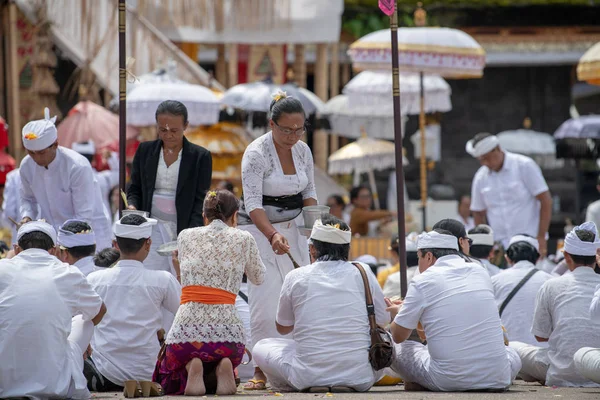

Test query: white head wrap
[22,107,58,151]
[113,217,157,240]
[58,220,96,248]
[17,220,57,246]
[468,224,495,246]
[310,219,352,244]
[72,141,96,156]
[465,134,500,158]
[508,235,539,252]
[564,221,600,257]
[417,231,459,251]
[406,232,419,252]
[355,254,377,265]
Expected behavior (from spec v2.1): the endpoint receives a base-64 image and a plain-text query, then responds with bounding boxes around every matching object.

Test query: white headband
[465,135,500,158]
[113,218,157,240]
[406,232,419,252]
[468,224,495,246]
[58,220,96,248]
[310,219,352,244]
[22,107,58,151]
[17,220,57,246]
[417,231,459,251]
[72,141,96,156]
[508,235,539,252]
[564,221,600,257]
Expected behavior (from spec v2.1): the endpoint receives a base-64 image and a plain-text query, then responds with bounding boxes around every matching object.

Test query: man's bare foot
[215,358,237,395]
[184,358,205,396]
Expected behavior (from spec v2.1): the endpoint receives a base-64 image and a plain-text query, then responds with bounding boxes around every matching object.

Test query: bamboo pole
[313,43,329,171]
[390,4,408,298]
[118,0,126,217]
[6,2,22,161]
[215,44,227,86]
[227,44,238,87]
[329,42,340,153]
[294,44,306,88]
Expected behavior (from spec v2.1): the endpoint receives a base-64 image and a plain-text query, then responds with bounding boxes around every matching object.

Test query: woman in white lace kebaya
[153,189,265,396]
[238,92,318,390]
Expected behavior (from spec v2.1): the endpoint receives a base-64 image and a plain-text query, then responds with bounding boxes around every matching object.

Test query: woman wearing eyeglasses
[238,91,317,390]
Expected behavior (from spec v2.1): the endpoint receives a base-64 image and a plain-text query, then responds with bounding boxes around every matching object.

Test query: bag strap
[499,268,540,317]
[238,290,249,304]
[352,262,378,337]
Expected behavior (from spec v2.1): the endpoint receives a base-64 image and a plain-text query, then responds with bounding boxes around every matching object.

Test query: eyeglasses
[274,120,305,136]
[462,237,473,246]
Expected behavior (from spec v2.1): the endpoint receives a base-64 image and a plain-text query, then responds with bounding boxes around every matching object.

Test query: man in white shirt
[466,133,552,256]
[382,233,420,298]
[387,229,521,391]
[1,169,39,243]
[0,221,106,399]
[574,281,600,385]
[468,224,502,276]
[585,176,600,229]
[72,141,119,215]
[85,214,181,391]
[253,215,388,392]
[19,107,113,250]
[457,195,475,232]
[492,235,552,346]
[57,219,97,276]
[511,222,600,387]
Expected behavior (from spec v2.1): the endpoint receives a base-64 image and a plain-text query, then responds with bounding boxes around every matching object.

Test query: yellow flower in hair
[207,190,217,198]
[24,132,38,140]
[327,223,341,229]
[272,91,288,102]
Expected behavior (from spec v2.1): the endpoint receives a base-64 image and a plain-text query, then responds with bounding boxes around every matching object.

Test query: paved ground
[91,381,600,399]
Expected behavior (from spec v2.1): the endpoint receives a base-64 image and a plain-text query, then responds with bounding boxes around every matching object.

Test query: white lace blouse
[241,132,317,214]
[166,219,266,345]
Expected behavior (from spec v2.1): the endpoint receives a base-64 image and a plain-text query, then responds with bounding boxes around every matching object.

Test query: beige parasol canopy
[577,42,600,86]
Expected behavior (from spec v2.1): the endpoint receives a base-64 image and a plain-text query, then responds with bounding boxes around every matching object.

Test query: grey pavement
[91,381,600,399]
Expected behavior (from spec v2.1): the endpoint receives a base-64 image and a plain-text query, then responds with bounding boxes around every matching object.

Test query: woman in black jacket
[127,100,212,273]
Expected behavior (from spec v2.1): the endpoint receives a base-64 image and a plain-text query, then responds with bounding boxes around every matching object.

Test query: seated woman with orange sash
[153,189,266,396]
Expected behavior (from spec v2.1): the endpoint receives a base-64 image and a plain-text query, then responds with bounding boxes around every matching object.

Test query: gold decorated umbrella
[185,122,249,190]
[577,42,600,85]
[348,4,485,228]
[328,129,407,209]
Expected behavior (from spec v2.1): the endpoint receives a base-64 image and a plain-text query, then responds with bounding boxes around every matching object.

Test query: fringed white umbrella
[126,82,221,127]
[328,131,405,209]
[320,94,406,140]
[221,82,324,116]
[497,129,563,169]
[343,71,452,116]
[348,23,485,227]
[577,42,600,86]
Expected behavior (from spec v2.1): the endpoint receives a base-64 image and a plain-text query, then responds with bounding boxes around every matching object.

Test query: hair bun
[272,90,288,103]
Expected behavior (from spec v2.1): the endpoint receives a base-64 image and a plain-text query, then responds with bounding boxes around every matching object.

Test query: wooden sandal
[140,381,164,397]
[243,379,266,390]
[123,380,142,398]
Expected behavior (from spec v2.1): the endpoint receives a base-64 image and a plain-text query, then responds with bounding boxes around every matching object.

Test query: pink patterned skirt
[153,341,245,395]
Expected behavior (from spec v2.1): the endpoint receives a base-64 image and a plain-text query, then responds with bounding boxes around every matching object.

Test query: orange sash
[180,285,236,305]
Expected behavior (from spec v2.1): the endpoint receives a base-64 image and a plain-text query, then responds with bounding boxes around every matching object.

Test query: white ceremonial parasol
[348,18,485,228]
[577,41,600,86]
[554,116,600,139]
[497,129,563,169]
[127,82,221,127]
[221,82,324,116]
[328,131,403,209]
[348,27,485,77]
[343,71,452,116]
[320,94,406,140]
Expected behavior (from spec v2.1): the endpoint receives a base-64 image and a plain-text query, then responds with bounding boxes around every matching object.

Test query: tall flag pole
[379,0,407,297]
[118,0,127,218]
